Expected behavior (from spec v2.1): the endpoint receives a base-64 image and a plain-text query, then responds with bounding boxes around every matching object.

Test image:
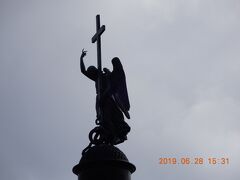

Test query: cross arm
[91,25,106,43]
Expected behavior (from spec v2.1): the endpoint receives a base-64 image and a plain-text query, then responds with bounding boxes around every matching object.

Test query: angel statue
[80,49,131,149]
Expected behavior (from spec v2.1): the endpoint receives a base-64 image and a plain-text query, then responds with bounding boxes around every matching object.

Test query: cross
[92,14,105,72]
[91,14,105,122]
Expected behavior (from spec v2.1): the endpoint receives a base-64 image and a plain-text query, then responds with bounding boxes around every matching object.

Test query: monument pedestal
[73,144,136,180]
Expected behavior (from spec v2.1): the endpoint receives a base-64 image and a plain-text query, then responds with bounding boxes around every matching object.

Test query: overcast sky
[1,0,240,180]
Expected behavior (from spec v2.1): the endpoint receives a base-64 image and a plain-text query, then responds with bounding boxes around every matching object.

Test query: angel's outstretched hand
[81,49,87,58]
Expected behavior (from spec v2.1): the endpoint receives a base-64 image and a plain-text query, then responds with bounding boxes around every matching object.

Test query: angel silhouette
[80,50,130,145]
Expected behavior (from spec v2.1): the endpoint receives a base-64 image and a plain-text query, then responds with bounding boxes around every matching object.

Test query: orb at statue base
[73,144,136,180]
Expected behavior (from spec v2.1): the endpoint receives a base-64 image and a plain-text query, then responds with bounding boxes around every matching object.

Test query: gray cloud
[1,0,240,179]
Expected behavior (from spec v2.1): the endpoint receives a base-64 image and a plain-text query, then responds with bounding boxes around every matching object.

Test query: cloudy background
[1,0,240,179]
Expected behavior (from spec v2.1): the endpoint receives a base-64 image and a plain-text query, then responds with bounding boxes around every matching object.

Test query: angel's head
[103,68,111,74]
[87,66,98,80]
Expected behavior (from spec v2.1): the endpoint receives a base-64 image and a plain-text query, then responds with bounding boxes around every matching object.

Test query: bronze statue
[80,15,131,155]
[73,16,136,180]
[80,50,130,150]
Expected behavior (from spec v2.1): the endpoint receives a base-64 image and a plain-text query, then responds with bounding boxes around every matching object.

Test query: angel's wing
[111,57,130,119]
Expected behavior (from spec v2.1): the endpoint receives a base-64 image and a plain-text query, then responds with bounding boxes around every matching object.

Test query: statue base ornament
[73,144,135,180]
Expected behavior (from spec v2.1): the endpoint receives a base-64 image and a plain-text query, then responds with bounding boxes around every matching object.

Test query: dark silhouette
[79,15,131,156]
[80,50,130,147]
[73,15,136,180]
